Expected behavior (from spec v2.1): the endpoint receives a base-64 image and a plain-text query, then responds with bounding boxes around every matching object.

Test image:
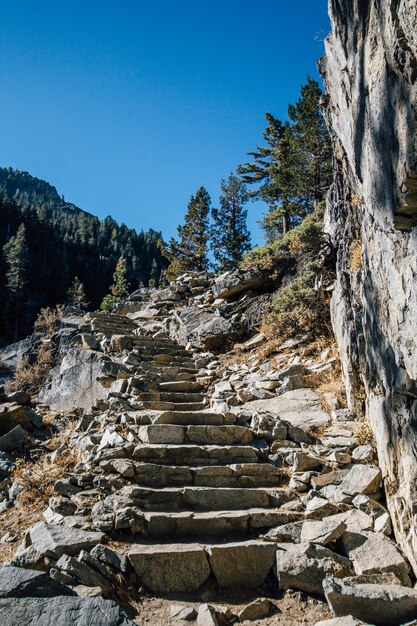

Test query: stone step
[133,336,178,347]
[136,401,206,411]
[134,346,191,357]
[134,462,285,488]
[140,364,197,375]
[147,356,196,367]
[158,381,203,393]
[138,391,205,403]
[151,411,236,426]
[133,443,261,465]
[127,540,278,592]
[137,424,253,445]
[141,508,301,538]
[125,485,292,511]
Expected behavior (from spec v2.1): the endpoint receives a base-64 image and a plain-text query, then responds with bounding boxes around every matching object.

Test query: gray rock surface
[17,522,104,561]
[39,348,110,411]
[245,388,330,432]
[0,595,135,626]
[323,577,417,626]
[0,564,72,598]
[324,0,417,574]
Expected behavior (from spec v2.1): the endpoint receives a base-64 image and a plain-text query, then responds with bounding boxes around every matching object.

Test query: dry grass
[0,421,78,560]
[349,239,363,272]
[9,305,65,394]
[351,193,363,207]
[355,421,375,446]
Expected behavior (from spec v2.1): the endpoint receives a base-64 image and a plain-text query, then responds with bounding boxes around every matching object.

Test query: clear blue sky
[0,1,330,245]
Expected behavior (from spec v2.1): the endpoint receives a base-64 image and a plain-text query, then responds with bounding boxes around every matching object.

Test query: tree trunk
[282,212,290,235]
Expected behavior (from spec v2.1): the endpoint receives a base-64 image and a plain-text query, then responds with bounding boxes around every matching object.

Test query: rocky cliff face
[323,0,417,572]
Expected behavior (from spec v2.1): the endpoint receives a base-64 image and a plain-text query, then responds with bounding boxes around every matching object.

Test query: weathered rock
[170,605,197,621]
[207,541,277,588]
[128,544,211,593]
[90,545,127,573]
[340,531,411,586]
[0,403,32,435]
[0,425,28,452]
[212,269,274,300]
[276,543,354,596]
[169,307,243,351]
[245,389,330,433]
[0,564,73,598]
[39,348,110,411]
[301,518,346,545]
[323,577,417,626]
[0,595,135,626]
[238,598,276,621]
[17,522,104,561]
[324,0,417,576]
[197,603,220,626]
[339,466,381,497]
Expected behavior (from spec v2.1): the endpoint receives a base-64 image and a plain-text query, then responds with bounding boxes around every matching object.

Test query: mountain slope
[0,167,168,341]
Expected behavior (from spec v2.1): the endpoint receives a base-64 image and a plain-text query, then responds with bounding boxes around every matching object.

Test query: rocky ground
[0,270,416,626]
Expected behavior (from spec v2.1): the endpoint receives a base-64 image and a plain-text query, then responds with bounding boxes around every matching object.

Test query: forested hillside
[0,167,168,341]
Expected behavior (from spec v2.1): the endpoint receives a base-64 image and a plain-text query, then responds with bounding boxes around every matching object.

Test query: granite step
[151,410,236,426]
[141,508,302,538]
[134,462,285,488]
[125,485,292,511]
[137,424,253,445]
[127,540,278,592]
[133,443,261,465]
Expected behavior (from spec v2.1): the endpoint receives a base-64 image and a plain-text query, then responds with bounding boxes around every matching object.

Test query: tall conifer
[211,174,251,270]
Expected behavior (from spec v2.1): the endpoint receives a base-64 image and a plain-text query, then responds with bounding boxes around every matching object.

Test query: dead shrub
[13,424,78,509]
[355,421,375,446]
[10,305,65,393]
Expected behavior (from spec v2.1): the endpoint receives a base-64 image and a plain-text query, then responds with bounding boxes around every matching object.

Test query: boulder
[0,425,28,452]
[212,269,274,300]
[323,577,417,626]
[245,389,330,433]
[339,466,382,496]
[0,564,73,598]
[340,531,411,586]
[0,403,32,435]
[38,348,110,411]
[0,596,135,626]
[276,543,354,596]
[16,522,104,561]
[169,307,243,351]
[0,337,34,372]
[238,598,276,621]
[301,518,347,545]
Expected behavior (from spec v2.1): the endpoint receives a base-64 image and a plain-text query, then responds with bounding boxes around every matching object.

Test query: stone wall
[323,0,417,572]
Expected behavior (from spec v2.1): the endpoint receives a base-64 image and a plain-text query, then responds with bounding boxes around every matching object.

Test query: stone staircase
[61,314,294,594]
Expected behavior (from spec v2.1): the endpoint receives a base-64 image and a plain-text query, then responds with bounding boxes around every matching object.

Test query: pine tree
[67,276,89,310]
[100,257,130,311]
[211,174,251,270]
[166,186,211,278]
[3,223,29,338]
[238,78,332,241]
[237,113,285,239]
